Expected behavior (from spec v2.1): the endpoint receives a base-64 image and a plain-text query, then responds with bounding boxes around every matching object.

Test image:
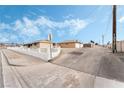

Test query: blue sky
[0,5,124,44]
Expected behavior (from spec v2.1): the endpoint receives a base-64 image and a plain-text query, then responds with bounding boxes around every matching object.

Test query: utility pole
[102,34,104,47]
[99,39,100,45]
[112,5,117,53]
[120,16,122,32]
[48,34,52,60]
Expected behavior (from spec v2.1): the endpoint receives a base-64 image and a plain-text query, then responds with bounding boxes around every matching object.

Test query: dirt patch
[69,51,83,55]
[63,74,80,87]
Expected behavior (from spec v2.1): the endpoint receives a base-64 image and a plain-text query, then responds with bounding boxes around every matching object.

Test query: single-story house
[57,40,83,48]
[23,40,53,49]
[83,43,95,48]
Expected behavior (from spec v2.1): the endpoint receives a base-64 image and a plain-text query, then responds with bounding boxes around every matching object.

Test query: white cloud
[35,16,55,29]
[34,16,88,35]
[0,33,9,43]
[0,32,19,43]
[14,17,40,37]
[63,14,74,19]
[14,20,24,30]
[119,16,124,23]
[52,19,88,35]
[0,37,9,42]
[57,30,65,37]
[23,17,33,27]
[21,26,40,36]
[0,23,11,30]
[14,16,88,36]
[0,16,88,43]
[10,35,18,40]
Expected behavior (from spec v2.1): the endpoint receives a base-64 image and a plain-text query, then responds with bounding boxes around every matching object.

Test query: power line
[101,8,112,45]
[74,6,105,41]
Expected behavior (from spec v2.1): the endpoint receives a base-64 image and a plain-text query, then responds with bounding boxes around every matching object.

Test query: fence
[7,47,61,61]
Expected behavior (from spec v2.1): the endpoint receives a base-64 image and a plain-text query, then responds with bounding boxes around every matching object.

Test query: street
[1,47,124,87]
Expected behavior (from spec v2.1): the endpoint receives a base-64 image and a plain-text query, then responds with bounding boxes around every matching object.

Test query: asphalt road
[52,47,124,83]
[1,47,124,87]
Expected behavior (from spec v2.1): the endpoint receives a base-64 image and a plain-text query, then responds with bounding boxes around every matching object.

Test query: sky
[0,5,124,44]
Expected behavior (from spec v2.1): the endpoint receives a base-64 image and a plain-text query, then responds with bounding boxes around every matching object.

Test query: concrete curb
[48,49,63,62]
[1,51,22,88]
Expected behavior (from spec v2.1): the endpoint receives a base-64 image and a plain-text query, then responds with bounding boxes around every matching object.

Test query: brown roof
[58,40,80,44]
[117,40,124,42]
[23,40,52,45]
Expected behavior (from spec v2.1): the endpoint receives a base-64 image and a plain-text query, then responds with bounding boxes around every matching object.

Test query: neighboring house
[116,41,124,52]
[106,41,124,52]
[23,40,53,48]
[22,39,83,49]
[0,43,6,49]
[57,40,83,48]
[0,43,18,49]
[83,43,95,48]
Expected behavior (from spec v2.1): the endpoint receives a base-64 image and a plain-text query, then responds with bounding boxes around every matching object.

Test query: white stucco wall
[7,47,61,61]
[75,43,83,48]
